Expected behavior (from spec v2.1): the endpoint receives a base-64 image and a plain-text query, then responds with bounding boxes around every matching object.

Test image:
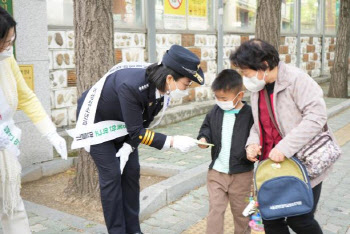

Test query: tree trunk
[255,0,282,50]
[67,0,115,197]
[328,0,350,98]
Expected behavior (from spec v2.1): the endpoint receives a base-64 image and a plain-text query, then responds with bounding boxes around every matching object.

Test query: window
[223,0,257,32]
[113,0,144,29]
[300,0,321,34]
[325,0,339,35]
[281,0,296,33]
[47,0,74,27]
[156,0,214,31]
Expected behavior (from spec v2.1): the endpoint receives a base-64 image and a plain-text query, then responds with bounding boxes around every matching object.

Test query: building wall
[47,30,344,129]
[13,0,53,167]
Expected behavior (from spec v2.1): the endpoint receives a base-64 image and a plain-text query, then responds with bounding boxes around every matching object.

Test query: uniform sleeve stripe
[141,130,150,144]
[144,130,153,145]
[147,131,155,146]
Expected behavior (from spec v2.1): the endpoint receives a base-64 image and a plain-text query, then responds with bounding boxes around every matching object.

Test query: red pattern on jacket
[258,90,282,160]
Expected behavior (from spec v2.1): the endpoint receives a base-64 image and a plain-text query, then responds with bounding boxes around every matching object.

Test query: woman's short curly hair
[230,39,280,71]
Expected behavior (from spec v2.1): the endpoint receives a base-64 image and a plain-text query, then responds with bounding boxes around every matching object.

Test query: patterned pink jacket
[247,61,333,187]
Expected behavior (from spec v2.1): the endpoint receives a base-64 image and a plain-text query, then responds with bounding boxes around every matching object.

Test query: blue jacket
[77,66,167,150]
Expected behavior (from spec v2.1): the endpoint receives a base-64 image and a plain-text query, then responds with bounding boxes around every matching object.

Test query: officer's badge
[139,84,149,91]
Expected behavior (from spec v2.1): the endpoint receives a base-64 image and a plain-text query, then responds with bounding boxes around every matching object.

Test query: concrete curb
[21,158,75,183]
[21,158,186,183]
[327,99,350,118]
[140,162,186,177]
[139,162,209,221]
[24,200,107,233]
[314,75,331,85]
[154,100,215,128]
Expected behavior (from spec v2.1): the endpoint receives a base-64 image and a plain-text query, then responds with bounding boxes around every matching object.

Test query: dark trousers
[90,140,141,234]
[263,182,323,234]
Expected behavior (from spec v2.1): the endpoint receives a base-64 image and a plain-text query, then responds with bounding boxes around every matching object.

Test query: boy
[197,69,254,234]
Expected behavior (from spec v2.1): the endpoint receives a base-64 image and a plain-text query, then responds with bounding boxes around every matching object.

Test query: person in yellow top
[0,7,67,234]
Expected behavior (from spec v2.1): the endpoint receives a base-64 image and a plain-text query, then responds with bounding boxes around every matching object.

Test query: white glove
[46,132,67,160]
[172,135,197,153]
[0,130,10,151]
[116,143,133,174]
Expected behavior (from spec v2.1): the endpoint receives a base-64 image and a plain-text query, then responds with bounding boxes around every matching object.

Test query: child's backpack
[254,157,314,220]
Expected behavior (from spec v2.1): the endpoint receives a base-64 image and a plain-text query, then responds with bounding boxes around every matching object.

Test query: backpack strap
[263,88,283,137]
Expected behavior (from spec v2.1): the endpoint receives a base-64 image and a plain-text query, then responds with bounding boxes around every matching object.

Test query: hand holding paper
[197,138,214,148]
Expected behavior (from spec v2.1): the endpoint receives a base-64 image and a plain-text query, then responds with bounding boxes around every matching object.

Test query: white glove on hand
[172,135,197,153]
[46,132,68,160]
[116,143,133,174]
[0,130,10,151]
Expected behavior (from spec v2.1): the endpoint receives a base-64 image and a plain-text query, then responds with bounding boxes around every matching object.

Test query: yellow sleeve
[11,57,56,135]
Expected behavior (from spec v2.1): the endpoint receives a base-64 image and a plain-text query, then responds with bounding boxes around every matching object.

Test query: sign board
[164,0,186,30]
[0,0,13,16]
[188,0,208,30]
[19,65,34,91]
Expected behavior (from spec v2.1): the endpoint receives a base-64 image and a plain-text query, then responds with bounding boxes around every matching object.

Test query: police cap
[162,45,205,85]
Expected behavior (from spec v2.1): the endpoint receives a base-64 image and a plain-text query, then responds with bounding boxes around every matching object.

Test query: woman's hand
[269,148,285,162]
[198,138,208,149]
[246,144,261,162]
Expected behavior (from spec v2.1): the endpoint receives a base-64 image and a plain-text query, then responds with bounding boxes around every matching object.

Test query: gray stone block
[41,158,74,177]
[153,100,215,128]
[327,99,350,118]
[323,222,342,233]
[21,164,42,183]
[140,186,167,221]
[23,200,108,233]
[140,162,208,221]
[164,163,208,203]
[140,162,185,177]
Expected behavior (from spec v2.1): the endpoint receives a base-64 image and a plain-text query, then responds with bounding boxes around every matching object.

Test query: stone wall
[49,31,147,128]
[279,36,298,67]
[48,30,77,128]
[300,37,322,77]
[48,31,345,129]
[324,37,337,75]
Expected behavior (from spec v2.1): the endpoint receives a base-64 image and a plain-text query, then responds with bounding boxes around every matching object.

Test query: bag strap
[263,88,283,137]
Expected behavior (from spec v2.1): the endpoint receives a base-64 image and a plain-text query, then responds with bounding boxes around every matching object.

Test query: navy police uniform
[77,45,204,234]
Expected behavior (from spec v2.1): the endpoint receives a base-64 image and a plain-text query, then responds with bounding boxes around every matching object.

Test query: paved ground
[140,107,350,234]
[1,88,350,233]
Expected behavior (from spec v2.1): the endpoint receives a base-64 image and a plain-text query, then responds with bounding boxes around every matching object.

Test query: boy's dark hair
[230,39,280,71]
[211,69,243,93]
[0,7,17,48]
[147,63,182,92]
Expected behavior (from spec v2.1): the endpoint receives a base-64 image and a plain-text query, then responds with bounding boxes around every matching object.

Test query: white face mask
[243,71,267,92]
[0,46,13,61]
[168,79,189,100]
[215,92,242,111]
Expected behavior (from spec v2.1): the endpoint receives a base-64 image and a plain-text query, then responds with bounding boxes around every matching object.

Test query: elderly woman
[0,7,67,234]
[230,39,330,234]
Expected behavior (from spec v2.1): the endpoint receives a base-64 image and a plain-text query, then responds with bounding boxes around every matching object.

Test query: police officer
[76,45,204,234]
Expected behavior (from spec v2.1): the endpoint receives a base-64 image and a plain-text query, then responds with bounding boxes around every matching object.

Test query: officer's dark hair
[212,69,243,93]
[147,63,183,92]
[230,39,279,71]
[0,7,17,49]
